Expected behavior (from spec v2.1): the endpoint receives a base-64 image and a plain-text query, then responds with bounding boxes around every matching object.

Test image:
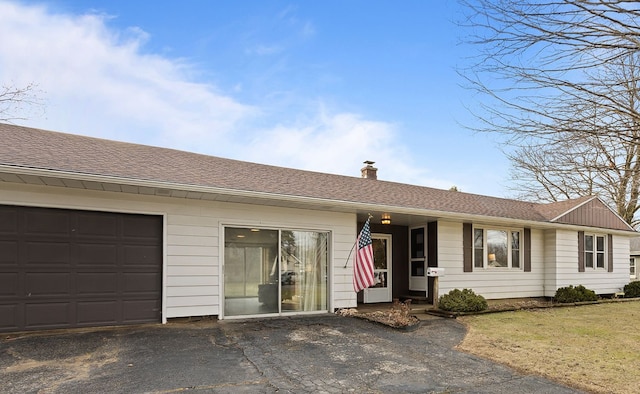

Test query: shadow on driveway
[1,314,582,393]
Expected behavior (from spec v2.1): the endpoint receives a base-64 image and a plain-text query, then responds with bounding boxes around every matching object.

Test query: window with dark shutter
[471,226,524,270]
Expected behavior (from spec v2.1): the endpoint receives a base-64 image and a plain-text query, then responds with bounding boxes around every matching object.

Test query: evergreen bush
[438,288,488,312]
[624,281,640,298]
[553,285,598,303]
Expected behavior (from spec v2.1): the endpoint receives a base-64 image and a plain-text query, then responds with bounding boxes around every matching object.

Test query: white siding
[1,182,356,321]
[543,230,558,297]
[553,229,630,295]
[437,221,548,300]
[436,221,632,299]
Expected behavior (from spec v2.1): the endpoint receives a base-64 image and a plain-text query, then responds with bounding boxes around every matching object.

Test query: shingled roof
[0,123,634,231]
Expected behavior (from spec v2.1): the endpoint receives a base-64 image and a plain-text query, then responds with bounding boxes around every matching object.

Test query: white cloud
[0,1,455,191]
[0,1,254,146]
[236,106,453,188]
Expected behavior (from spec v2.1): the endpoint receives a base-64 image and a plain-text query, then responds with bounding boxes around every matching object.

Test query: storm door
[409,226,427,291]
[364,234,392,303]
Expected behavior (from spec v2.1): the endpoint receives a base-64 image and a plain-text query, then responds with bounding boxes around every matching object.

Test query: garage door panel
[124,272,161,293]
[0,207,18,233]
[0,240,18,265]
[24,210,70,236]
[0,304,18,330]
[122,215,162,239]
[26,273,71,296]
[123,299,160,322]
[77,244,118,266]
[0,205,162,332]
[0,273,18,296]
[77,301,117,325]
[123,245,162,266]
[77,273,117,294]
[25,242,70,265]
[25,302,71,327]
[76,212,118,238]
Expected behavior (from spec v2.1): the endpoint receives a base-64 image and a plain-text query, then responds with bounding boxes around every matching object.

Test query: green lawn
[458,301,640,394]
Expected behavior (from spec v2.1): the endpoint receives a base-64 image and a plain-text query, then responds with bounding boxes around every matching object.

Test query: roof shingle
[0,123,632,231]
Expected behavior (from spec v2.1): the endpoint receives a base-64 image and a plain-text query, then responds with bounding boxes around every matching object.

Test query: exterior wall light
[381,213,391,225]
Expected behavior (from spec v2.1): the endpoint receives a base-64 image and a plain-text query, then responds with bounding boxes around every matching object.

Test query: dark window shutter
[463,223,473,272]
[608,234,614,273]
[524,228,531,272]
[578,231,585,272]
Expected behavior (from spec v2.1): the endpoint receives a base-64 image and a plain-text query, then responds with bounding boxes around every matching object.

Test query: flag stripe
[353,218,376,292]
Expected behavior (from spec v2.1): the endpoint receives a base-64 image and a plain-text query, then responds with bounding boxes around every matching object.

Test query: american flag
[353,218,375,292]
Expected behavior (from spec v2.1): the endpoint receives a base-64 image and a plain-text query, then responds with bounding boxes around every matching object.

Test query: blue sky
[0,0,511,197]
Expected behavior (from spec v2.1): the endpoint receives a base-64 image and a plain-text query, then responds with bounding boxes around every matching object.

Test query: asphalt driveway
[1,314,582,393]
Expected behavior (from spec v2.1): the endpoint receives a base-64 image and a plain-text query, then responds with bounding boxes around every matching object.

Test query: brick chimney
[361,161,378,180]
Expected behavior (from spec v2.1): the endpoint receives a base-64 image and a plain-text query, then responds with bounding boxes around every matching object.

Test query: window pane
[474,228,484,268]
[596,236,605,252]
[597,252,605,269]
[474,249,484,268]
[512,250,520,268]
[474,229,483,248]
[586,252,594,268]
[411,228,424,258]
[511,231,520,269]
[373,239,388,270]
[281,231,328,312]
[585,235,594,252]
[411,260,425,276]
[487,230,508,267]
[511,231,520,250]
[224,227,279,316]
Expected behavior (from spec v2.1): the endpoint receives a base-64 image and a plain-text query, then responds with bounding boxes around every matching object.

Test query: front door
[364,234,392,303]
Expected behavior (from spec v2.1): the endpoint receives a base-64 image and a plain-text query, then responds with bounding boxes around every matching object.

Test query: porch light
[381,213,391,225]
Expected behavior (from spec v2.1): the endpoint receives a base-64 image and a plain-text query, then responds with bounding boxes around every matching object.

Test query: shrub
[554,285,598,303]
[438,289,488,312]
[624,281,640,298]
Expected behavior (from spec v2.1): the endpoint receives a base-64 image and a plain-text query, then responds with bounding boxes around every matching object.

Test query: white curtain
[287,231,327,311]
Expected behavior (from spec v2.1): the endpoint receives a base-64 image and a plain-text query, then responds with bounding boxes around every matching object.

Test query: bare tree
[460,0,640,225]
[0,83,44,123]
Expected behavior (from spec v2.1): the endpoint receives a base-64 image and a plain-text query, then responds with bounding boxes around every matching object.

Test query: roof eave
[2,165,635,234]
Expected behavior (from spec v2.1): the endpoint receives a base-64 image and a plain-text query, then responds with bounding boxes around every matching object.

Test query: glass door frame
[409,225,428,292]
[364,233,392,303]
[221,225,330,319]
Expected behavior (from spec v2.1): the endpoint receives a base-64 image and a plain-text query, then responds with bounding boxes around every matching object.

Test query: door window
[372,238,388,288]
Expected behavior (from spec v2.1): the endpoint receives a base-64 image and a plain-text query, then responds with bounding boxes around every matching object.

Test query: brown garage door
[0,205,162,332]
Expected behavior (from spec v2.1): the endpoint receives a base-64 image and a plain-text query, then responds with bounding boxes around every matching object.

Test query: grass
[458,301,640,394]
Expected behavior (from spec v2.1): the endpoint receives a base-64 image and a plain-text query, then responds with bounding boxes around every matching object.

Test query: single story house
[0,123,636,332]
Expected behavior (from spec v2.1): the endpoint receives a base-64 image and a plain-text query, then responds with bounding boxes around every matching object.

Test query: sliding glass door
[224,228,279,316]
[224,227,328,317]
